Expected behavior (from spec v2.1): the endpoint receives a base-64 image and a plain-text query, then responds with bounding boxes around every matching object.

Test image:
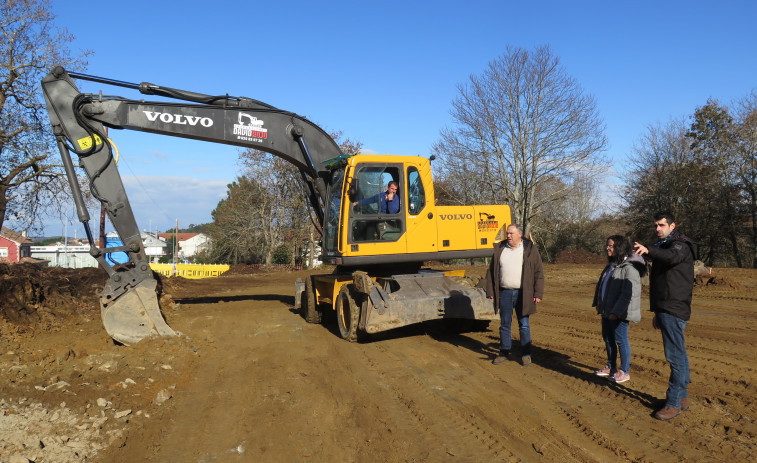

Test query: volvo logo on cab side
[143,111,213,127]
[440,214,473,220]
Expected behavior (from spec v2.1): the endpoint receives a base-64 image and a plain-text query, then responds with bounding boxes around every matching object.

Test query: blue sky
[45,0,757,235]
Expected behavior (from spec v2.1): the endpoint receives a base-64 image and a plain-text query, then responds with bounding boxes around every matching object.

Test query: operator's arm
[353,192,381,207]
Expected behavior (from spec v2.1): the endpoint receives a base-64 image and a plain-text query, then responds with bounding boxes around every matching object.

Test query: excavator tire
[303,276,322,324]
[336,284,360,342]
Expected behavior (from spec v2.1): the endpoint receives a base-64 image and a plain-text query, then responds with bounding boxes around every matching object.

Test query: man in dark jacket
[634,211,697,421]
[485,224,544,366]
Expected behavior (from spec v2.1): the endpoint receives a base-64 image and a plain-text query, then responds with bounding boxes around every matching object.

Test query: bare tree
[433,45,607,234]
[236,130,362,267]
[621,117,733,262]
[0,0,91,232]
[623,121,694,229]
[238,151,305,266]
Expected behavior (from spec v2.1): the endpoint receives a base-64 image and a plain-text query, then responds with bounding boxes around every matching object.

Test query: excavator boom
[41,67,344,343]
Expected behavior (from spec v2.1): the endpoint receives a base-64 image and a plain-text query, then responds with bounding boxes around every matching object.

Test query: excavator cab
[320,153,510,270]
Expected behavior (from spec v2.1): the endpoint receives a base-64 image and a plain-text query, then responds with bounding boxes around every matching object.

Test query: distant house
[141,232,168,263]
[158,233,210,259]
[180,234,210,258]
[0,227,34,263]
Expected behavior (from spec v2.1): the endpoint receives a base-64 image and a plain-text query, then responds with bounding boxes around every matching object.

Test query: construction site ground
[0,261,755,462]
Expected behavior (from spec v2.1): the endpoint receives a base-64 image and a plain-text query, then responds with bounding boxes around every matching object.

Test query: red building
[0,227,33,263]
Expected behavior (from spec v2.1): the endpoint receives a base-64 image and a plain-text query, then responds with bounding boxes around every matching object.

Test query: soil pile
[0,264,106,339]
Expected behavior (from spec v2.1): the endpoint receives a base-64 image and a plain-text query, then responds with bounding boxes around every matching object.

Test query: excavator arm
[41,67,345,344]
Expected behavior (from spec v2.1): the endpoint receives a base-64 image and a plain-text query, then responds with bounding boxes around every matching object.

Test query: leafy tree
[271,244,291,265]
[734,91,757,267]
[622,105,748,266]
[33,235,61,245]
[0,0,91,232]
[164,223,212,234]
[686,100,742,266]
[208,176,267,264]
[432,45,607,234]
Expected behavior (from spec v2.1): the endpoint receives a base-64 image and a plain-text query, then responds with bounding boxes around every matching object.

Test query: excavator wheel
[336,284,361,342]
[303,276,322,324]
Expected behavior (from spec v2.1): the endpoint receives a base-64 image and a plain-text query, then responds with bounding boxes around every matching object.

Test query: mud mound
[555,249,606,264]
[223,264,268,275]
[223,264,302,275]
[694,273,743,290]
[154,273,191,295]
[0,264,107,333]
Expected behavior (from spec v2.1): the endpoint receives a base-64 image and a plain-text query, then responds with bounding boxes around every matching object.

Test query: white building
[158,232,211,260]
[31,231,170,268]
[30,245,99,268]
[180,233,210,258]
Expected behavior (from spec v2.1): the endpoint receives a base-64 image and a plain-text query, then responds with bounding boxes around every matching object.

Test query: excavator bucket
[100,279,177,345]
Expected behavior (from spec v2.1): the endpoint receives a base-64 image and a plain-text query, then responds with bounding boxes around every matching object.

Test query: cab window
[351,167,400,215]
[349,165,403,242]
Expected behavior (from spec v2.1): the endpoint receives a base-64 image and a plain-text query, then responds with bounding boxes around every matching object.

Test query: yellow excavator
[42,67,511,344]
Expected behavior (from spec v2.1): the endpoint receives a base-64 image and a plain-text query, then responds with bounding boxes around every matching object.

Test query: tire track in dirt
[521,284,757,462]
[419,327,630,463]
[307,327,522,461]
[369,339,520,461]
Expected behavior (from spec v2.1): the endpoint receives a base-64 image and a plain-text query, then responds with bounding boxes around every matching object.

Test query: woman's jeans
[657,312,690,408]
[499,289,531,356]
[601,317,630,373]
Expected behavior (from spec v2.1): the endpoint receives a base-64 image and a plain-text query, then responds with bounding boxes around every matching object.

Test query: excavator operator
[352,181,400,214]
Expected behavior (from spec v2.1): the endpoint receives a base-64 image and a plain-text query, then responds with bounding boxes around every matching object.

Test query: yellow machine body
[321,154,511,266]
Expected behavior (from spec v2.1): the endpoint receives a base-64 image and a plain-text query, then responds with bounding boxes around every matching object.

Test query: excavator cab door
[403,164,436,253]
[322,168,345,257]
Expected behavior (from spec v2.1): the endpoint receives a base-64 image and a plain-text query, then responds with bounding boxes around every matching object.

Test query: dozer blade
[101,279,177,345]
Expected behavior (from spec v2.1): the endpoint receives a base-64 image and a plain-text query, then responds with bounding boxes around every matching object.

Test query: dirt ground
[1,261,755,462]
